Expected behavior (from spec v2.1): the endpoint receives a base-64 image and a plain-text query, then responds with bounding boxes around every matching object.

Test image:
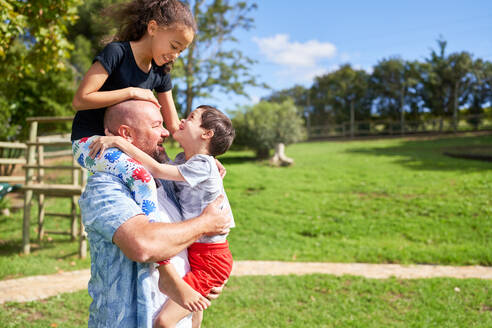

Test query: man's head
[104,100,170,161]
[173,105,235,157]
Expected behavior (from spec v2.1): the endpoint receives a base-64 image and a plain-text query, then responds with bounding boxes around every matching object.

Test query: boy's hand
[215,159,226,179]
[201,195,231,236]
[88,136,126,159]
[129,87,161,108]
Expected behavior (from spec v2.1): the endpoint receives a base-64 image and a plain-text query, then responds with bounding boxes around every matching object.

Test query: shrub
[232,100,306,158]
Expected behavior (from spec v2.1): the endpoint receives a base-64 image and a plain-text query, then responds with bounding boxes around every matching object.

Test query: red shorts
[182,241,233,297]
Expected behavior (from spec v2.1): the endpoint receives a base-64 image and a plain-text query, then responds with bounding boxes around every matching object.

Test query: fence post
[37,145,45,241]
[23,121,38,254]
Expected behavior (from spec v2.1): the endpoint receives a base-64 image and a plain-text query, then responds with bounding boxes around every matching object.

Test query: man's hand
[206,280,227,301]
[200,195,231,236]
[215,159,226,179]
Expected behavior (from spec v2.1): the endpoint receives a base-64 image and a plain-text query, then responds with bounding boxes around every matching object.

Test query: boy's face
[174,107,208,148]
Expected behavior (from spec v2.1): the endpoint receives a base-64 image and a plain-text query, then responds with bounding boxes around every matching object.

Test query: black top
[71,42,172,140]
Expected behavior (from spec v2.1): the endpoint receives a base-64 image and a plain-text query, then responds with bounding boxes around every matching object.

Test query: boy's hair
[106,0,197,72]
[198,105,235,157]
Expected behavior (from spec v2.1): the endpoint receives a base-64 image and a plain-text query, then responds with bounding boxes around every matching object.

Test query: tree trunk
[453,80,459,133]
[270,143,294,166]
[184,41,195,117]
[400,84,405,136]
[350,100,355,139]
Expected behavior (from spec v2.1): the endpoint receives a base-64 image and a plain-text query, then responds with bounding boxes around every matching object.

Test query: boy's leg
[157,263,210,312]
[153,299,192,328]
[72,136,158,217]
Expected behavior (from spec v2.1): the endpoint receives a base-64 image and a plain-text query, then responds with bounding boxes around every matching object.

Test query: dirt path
[1,261,491,304]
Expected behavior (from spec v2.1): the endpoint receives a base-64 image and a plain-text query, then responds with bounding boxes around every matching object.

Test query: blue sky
[198,0,492,112]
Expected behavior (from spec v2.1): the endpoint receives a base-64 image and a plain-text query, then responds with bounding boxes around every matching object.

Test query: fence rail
[307,114,492,139]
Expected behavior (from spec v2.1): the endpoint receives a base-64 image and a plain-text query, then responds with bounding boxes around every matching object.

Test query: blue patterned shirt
[80,173,191,327]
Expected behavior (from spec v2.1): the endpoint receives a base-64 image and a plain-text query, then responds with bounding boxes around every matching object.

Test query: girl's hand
[88,136,127,159]
[129,87,161,108]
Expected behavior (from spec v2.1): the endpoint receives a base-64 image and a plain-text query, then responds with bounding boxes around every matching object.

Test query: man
[79,100,231,328]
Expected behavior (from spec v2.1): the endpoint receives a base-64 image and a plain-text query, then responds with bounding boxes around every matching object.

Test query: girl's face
[149,22,194,66]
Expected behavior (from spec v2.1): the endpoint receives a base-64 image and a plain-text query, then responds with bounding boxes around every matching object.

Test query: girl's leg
[153,300,192,328]
[72,136,158,217]
[157,263,210,311]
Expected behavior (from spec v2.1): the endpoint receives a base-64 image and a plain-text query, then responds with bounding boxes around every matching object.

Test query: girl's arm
[72,61,161,111]
[88,136,185,182]
[158,91,180,135]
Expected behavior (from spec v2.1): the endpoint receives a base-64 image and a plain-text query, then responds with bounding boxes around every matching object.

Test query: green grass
[1,275,491,327]
[0,134,491,280]
[224,134,492,265]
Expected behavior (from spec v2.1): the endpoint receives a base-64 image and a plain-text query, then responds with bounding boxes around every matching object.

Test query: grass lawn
[224,134,492,265]
[1,275,491,327]
[0,134,491,280]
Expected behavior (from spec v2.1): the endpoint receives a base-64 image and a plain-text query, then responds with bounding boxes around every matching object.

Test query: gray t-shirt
[173,153,235,243]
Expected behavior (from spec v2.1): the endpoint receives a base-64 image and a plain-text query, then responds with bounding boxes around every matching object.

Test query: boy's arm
[158,91,180,135]
[88,136,185,181]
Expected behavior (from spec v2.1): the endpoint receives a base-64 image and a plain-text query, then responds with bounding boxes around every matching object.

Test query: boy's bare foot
[158,266,210,312]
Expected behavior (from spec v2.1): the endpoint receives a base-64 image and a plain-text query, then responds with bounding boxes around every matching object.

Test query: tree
[446,51,473,131]
[311,64,372,136]
[0,0,81,78]
[370,57,420,133]
[174,0,266,116]
[465,58,492,129]
[66,0,124,80]
[420,38,475,131]
[232,100,306,162]
[0,0,81,140]
[262,85,309,114]
[420,38,451,120]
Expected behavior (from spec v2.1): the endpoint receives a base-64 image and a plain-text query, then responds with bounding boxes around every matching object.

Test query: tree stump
[270,143,294,166]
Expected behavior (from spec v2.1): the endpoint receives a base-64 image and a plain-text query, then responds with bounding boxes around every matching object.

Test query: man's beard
[152,147,169,164]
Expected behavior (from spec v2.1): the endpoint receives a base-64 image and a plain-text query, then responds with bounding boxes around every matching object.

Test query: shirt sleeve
[154,70,172,93]
[93,42,125,76]
[176,155,212,188]
[79,173,143,242]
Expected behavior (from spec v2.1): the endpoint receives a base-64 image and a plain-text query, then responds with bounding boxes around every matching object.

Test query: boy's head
[198,105,235,157]
[174,105,235,157]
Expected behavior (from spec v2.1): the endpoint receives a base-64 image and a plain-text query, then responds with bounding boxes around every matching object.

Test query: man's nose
[161,127,170,137]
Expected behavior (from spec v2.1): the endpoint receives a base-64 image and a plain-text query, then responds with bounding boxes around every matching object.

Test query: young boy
[89,105,235,327]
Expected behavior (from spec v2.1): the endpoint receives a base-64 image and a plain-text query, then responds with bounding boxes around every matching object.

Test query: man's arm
[113,195,230,263]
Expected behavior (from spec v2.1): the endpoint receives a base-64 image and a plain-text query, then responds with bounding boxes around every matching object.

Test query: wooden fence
[307,114,492,139]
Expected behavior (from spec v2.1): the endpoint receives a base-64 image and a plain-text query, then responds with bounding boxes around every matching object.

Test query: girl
[71,0,210,324]
[71,0,195,219]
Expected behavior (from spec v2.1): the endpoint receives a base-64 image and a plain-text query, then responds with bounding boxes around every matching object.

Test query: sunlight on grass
[0,135,491,280]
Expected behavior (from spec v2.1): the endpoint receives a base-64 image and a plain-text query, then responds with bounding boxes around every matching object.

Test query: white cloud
[253,34,336,68]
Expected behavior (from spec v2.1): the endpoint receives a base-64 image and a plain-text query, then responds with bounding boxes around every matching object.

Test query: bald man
[79,100,230,328]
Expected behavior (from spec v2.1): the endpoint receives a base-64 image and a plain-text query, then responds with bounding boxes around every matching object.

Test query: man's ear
[201,129,214,140]
[118,125,134,143]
